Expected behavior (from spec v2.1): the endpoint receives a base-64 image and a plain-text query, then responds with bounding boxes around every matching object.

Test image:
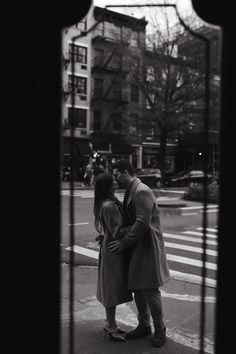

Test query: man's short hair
[115,159,134,176]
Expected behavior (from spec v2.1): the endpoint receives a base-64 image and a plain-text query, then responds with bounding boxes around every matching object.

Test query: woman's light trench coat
[96,200,133,307]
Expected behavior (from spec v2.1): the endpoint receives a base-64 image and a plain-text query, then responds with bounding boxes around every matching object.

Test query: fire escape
[91,33,131,137]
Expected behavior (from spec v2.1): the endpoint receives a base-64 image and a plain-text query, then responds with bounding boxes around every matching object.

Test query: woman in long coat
[94,172,132,341]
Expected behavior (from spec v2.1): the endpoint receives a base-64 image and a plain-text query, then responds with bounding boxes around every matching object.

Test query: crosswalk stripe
[66,245,99,259]
[180,205,218,210]
[183,231,217,239]
[200,209,218,213]
[167,254,217,270]
[66,245,218,269]
[170,270,216,288]
[165,241,217,256]
[163,233,217,246]
[197,227,217,233]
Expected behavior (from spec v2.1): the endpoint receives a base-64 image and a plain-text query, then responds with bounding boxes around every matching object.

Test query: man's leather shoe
[125,325,152,340]
[151,327,166,347]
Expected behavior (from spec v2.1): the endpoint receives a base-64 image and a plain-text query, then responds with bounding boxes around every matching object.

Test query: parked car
[136,168,162,188]
[164,170,212,187]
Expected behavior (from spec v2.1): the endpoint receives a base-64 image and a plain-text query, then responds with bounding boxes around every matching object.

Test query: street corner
[60,267,216,353]
[160,279,216,354]
[61,294,200,354]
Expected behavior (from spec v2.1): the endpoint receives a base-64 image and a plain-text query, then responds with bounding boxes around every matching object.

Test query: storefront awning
[63,138,92,156]
[76,141,92,156]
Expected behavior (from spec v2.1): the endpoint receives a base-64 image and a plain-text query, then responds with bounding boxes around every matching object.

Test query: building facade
[61,4,94,180]
[61,6,220,179]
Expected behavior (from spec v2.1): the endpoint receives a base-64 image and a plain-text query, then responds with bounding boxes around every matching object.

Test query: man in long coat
[108,159,170,348]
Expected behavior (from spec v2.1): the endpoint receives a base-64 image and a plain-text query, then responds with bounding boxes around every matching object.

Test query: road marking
[66,245,99,259]
[180,205,218,210]
[164,233,217,246]
[197,227,217,233]
[182,213,198,216]
[157,197,180,201]
[161,290,216,303]
[159,189,185,194]
[167,254,217,270]
[65,244,217,288]
[200,209,218,213]
[165,241,217,256]
[183,231,217,239]
[170,270,216,288]
[66,244,217,270]
[68,222,89,226]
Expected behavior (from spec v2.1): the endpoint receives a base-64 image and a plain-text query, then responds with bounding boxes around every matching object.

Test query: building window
[129,114,138,135]
[145,126,155,137]
[94,79,103,98]
[112,113,122,133]
[112,82,122,101]
[93,110,102,131]
[68,108,87,129]
[68,75,87,96]
[69,44,87,64]
[131,85,139,102]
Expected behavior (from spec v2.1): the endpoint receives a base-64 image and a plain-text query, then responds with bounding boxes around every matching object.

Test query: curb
[158,202,187,208]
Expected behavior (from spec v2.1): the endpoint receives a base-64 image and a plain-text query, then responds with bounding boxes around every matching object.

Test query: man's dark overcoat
[120,178,170,290]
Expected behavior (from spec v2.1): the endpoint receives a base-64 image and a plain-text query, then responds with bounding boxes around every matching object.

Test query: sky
[93,0,199,36]
[94,0,194,17]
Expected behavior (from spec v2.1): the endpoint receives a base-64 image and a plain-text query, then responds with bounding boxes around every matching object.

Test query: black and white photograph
[3,0,236,353]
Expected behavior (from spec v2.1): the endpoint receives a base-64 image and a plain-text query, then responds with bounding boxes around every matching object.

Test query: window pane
[68,108,87,128]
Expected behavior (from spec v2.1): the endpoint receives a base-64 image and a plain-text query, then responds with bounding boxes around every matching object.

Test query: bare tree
[121,4,206,182]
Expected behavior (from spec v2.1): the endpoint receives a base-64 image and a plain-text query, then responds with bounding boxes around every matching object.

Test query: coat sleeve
[102,202,125,240]
[120,188,153,248]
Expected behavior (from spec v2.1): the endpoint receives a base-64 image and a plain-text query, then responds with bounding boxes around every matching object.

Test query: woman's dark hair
[115,159,134,176]
[94,172,115,232]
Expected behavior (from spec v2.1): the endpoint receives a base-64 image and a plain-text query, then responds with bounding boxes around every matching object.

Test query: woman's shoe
[103,325,126,342]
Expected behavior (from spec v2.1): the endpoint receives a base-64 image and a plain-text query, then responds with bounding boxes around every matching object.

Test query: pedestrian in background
[94,172,133,341]
[84,164,93,186]
[108,159,170,348]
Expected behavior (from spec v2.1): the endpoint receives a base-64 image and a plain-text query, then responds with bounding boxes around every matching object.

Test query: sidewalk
[61,265,216,354]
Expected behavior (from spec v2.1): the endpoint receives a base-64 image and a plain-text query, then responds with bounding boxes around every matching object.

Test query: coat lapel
[127,178,141,207]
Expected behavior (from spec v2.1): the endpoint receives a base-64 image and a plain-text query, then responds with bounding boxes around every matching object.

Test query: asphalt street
[60,188,218,287]
[60,187,218,353]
